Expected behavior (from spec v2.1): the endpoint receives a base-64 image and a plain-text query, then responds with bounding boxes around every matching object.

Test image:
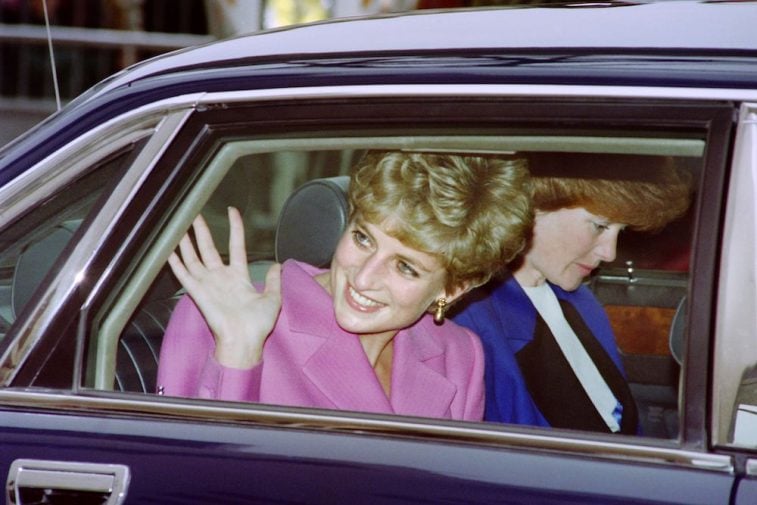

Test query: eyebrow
[358,220,437,274]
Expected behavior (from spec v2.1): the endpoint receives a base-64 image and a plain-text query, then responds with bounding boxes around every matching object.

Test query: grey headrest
[275,176,350,268]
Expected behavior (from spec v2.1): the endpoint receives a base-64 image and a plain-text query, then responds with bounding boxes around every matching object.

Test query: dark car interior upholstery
[114,292,176,393]
[114,176,351,394]
[589,270,687,438]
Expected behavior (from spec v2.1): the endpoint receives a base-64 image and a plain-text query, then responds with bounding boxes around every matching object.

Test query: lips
[576,263,596,277]
[346,285,384,312]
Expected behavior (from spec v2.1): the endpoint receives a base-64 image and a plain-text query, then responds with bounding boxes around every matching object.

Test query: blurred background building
[1,0,492,146]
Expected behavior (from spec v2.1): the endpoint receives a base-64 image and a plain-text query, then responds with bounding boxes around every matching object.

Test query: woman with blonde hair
[453,153,693,433]
[157,151,532,420]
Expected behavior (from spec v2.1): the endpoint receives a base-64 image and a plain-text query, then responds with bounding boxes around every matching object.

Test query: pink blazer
[157,260,484,421]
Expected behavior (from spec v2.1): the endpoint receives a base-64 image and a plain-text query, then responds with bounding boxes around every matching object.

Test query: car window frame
[0,107,195,386]
[73,91,728,436]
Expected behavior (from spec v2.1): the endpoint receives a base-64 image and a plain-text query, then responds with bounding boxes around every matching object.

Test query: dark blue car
[2,1,757,503]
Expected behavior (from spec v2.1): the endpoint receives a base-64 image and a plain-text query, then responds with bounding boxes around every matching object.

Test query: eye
[397,260,419,278]
[351,229,372,249]
[592,221,610,233]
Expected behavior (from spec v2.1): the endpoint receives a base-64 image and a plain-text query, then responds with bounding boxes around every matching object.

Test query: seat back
[115,296,176,393]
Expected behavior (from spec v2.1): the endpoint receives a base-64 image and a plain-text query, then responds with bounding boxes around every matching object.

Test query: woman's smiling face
[323,218,449,338]
[515,207,625,291]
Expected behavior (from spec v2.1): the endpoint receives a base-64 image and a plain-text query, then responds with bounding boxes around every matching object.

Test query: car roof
[2,0,756,181]
[92,0,757,95]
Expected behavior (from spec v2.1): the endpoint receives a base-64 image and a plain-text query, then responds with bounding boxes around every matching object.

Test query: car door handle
[6,459,130,505]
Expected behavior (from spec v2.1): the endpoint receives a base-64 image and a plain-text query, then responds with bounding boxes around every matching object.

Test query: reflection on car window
[94,135,702,439]
[0,144,141,344]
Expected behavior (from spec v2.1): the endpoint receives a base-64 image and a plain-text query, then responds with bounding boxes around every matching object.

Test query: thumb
[263,263,282,297]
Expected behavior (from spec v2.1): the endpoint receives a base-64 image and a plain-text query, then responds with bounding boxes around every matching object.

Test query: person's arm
[197,352,264,400]
[156,294,264,401]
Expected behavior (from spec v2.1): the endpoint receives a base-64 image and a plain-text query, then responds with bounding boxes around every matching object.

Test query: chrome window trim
[0,389,734,474]
[187,84,757,105]
[0,79,736,223]
[0,120,157,229]
[0,92,203,221]
[0,93,205,228]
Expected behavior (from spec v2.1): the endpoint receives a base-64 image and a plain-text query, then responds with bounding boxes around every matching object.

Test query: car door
[711,102,757,505]
[0,85,741,504]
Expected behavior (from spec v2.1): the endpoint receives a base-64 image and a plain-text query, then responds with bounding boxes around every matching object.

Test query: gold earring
[433,297,447,325]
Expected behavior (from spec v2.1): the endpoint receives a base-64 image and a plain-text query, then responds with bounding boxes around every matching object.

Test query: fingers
[228,207,248,272]
[170,237,206,295]
[176,232,201,275]
[192,214,224,268]
[169,209,253,290]
[167,251,189,282]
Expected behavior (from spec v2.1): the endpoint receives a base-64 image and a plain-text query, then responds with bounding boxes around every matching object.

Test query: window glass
[89,132,703,440]
[0,143,142,350]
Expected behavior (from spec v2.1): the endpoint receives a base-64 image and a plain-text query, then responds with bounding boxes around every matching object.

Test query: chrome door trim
[0,389,735,475]
[747,458,757,476]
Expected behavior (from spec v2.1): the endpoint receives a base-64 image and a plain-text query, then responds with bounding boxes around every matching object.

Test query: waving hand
[168,207,282,369]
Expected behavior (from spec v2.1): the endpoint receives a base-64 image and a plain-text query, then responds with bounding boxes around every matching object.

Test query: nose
[595,228,620,263]
[352,252,385,291]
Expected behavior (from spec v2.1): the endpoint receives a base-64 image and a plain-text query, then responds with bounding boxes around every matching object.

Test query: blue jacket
[453,275,637,433]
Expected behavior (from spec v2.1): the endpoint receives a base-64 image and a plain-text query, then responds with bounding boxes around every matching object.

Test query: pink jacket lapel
[390,322,457,418]
[302,332,394,413]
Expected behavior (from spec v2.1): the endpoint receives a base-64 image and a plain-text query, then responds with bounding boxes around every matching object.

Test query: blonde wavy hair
[348,151,533,292]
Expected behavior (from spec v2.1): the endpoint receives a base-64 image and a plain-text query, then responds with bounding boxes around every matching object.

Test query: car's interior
[0,133,705,440]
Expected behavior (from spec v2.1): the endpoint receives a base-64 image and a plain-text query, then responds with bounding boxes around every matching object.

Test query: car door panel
[0,404,736,505]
